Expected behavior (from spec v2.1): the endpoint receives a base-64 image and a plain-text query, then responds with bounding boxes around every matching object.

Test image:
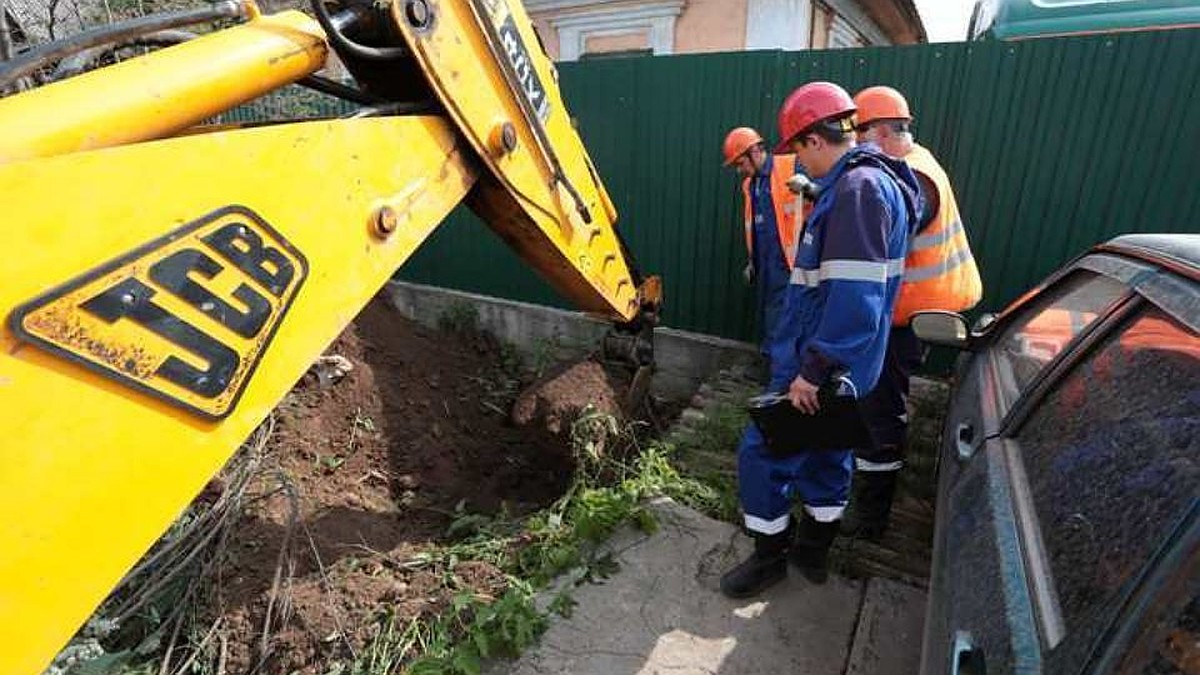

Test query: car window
[1013,305,1200,670]
[993,271,1127,403]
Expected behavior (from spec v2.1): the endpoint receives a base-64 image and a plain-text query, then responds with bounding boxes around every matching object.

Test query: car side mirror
[911,311,971,349]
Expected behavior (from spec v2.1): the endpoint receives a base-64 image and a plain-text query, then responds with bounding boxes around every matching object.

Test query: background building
[527,0,926,61]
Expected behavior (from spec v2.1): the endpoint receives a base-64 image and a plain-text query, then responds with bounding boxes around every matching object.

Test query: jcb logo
[10,206,307,419]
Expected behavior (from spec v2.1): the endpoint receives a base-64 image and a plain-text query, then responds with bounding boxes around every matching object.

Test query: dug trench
[192,295,643,673]
[59,292,938,674]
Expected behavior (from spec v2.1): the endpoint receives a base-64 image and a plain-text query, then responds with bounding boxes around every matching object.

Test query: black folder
[748,377,876,456]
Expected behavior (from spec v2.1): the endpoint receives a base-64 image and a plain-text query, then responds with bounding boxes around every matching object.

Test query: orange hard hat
[776,81,856,151]
[722,127,764,166]
[853,86,912,127]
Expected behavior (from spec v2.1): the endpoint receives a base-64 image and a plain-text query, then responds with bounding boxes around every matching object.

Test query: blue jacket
[768,146,923,394]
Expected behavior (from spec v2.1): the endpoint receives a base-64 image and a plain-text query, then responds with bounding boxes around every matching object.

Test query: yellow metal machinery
[0,0,659,671]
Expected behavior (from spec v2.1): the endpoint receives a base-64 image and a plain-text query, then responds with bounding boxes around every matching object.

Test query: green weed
[437,302,481,336]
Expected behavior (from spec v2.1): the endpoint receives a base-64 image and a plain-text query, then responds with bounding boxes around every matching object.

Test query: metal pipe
[46,28,382,107]
[51,29,198,79]
[0,10,329,163]
[309,0,406,61]
[0,0,244,89]
[299,73,383,105]
[328,5,368,34]
[344,100,437,117]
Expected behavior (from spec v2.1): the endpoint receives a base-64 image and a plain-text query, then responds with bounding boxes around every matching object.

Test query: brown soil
[213,296,586,674]
[511,359,629,434]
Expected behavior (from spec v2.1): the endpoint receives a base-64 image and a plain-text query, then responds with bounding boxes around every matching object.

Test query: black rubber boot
[842,471,898,541]
[720,526,792,599]
[790,516,840,584]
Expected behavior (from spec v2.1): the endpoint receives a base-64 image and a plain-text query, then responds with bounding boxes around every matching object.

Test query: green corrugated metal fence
[397,29,1200,342]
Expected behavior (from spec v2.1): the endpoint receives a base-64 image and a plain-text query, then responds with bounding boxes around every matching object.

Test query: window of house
[536,0,682,61]
[828,14,868,48]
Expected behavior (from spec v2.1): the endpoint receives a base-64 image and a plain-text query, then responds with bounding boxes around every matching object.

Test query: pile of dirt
[213,296,586,674]
[510,359,630,434]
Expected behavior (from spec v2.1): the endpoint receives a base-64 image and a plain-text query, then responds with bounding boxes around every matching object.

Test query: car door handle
[951,630,986,675]
[955,422,977,460]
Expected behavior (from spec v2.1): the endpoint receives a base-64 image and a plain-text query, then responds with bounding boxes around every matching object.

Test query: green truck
[968,0,1200,40]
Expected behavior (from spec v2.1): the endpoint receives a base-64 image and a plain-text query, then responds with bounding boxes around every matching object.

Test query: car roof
[1101,234,1200,279]
[975,0,1200,40]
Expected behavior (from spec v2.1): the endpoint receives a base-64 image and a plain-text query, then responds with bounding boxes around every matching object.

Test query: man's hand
[787,173,820,201]
[788,375,820,414]
[743,261,755,286]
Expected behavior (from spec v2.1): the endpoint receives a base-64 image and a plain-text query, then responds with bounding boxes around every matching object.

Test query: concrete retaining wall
[384,281,764,401]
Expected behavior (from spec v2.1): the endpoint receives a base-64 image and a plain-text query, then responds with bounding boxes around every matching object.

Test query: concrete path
[488,499,926,675]
[846,573,929,675]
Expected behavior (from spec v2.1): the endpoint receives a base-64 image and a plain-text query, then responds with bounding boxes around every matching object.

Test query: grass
[332,408,733,675]
[436,302,481,336]
[656,401,749,524]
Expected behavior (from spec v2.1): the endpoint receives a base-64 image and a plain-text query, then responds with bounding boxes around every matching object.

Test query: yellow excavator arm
[0,1,659,671]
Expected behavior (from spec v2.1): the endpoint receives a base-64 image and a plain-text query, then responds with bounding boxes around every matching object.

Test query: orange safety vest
[741,154,802,269]
[893,144,983,326]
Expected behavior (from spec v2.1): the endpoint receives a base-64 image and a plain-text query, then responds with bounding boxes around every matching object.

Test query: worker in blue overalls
[722,126,801,356]
[721,82,923,598]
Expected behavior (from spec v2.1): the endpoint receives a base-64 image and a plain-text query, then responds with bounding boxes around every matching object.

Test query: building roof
[859,0,927,43]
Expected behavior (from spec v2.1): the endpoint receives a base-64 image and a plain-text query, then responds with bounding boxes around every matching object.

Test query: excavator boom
[0,1,657,672]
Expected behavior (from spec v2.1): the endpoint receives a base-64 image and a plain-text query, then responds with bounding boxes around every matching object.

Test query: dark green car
[915,234,1200,674]
[968,0,1200,40]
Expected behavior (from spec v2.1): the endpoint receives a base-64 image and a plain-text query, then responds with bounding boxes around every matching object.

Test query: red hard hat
[775,81,856,151]
[722,127,764,166]
[854,86,911,126]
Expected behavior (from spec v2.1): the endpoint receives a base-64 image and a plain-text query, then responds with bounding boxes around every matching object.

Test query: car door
[923,260,1139,674]
[926,251,1200,675]
[1105,514,1200,675]
[1003,297,1200,675]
